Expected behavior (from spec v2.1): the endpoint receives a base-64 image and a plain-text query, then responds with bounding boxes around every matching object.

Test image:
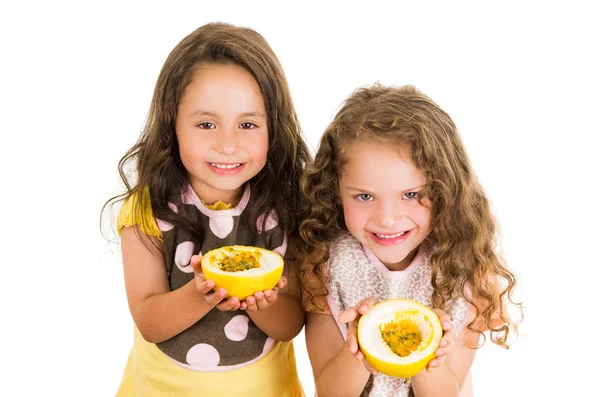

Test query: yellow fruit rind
[358,299,442,378]
[201,245,284,300]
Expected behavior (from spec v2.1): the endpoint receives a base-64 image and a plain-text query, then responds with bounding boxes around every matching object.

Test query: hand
[338,297,380,375]
[425,308,457,372]
[190,254,241,311]
[240,276,287,311]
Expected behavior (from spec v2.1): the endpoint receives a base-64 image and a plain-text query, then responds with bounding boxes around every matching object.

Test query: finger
[357,297,378,315]
[277,276,287,289]
[427,358,442,372]
[339,298,378,323]
[255,292,271,310]
[217,296,240,311]
[197,279,216,295]
[239,301,248,311]
[195,271,206,281]
[264,289,278,304]
[245,296,258,311]
[440,327,457,347]
[432,309,453,331]
[190,254,203,273]
[204,288,227,306]
[362,358,378,375]
[338,307,358,324]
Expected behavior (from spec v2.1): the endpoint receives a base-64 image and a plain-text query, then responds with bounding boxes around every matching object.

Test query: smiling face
[175,63,269,205]
[338,141,432,271]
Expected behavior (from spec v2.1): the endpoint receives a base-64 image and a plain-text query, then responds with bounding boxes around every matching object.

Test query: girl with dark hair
[103,22,310,396]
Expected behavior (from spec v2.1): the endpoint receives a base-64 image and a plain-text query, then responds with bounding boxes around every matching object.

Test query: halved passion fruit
[357,299,442,378]
[200,246,284,300]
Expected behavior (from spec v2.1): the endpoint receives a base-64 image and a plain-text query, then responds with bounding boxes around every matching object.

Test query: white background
[1,1,598,396]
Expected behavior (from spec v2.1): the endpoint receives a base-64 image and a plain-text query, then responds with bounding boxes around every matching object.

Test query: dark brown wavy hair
[101,22,310,255]
[298,83,521,348]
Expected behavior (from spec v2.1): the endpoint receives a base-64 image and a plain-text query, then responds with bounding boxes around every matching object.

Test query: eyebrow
[191,110,266,118]
[344,184,426,194]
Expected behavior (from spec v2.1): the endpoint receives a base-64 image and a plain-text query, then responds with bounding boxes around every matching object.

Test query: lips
[369,229,412,246]
[209,163,242,169]
[374,231,406,239]
[206,162,246,175]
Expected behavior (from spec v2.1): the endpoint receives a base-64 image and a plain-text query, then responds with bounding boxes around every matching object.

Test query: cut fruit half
[201,246,284,300]
[357,299,442,378]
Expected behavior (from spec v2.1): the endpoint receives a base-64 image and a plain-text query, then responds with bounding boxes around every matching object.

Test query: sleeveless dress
[325,232,467,397]
[115,184,304,397]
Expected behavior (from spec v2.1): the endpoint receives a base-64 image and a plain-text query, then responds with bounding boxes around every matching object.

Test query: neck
[191,184,245,207]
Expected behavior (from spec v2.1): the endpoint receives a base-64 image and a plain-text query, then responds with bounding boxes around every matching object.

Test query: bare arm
[410,313,479,397]
[306,312,371,397]
[245,263,305,341]
[122,226,229,343]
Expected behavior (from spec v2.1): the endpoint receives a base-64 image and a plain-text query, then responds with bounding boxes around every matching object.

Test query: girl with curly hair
[298,84,521,396]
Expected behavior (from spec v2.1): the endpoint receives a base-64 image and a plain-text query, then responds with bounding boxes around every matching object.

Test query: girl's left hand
[240,276,287,311]
[425,308,457,372]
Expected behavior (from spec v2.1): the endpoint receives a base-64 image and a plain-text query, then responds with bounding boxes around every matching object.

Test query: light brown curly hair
[101,22,310,255]
[298,83,521,348]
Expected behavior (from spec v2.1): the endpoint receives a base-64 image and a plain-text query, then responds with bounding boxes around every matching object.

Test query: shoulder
[330,231,362,254]
[117,188,162,239]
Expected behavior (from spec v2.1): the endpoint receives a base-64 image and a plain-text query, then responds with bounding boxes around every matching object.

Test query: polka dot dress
[156,184,287,371]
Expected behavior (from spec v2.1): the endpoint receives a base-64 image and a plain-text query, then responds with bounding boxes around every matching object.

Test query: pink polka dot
[156,219,174,232]
[224,315,250,341]
[273,234,288,256]
[209,213,234,239]
[274,244,286,256]
[175,241,194,273]
[182,187,195,205]
[256,210,279,234]
[155,202,178,231]
[168,202,178,213]
[186,343,220,367]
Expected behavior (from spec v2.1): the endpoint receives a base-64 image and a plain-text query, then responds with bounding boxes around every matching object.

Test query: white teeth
[211,163,241,169]
[375,231,406,239]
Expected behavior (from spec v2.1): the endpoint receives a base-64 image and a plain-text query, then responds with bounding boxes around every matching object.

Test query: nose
[377,201,401,228]
[215,128,239,156]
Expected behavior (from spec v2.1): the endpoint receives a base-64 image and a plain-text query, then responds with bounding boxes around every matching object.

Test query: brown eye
[198,122,215,129]
[239,122,256,129]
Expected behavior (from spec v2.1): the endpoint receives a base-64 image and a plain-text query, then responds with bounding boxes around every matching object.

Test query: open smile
[207,162,246,175]
[369,230,412,246]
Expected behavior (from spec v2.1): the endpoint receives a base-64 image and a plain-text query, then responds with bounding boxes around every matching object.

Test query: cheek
[342,200,367,232]
[245,133,269,162]
[415,206,432,231]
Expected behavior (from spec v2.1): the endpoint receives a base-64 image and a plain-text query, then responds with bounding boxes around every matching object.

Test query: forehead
[179,63,265,111]
[339,141,425,189]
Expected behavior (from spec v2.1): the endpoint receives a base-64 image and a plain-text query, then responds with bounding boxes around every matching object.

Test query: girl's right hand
[338,297,379,375]
[190,254,241,311]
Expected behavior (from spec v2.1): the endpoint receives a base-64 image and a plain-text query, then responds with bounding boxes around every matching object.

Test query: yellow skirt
[117,327,305,397]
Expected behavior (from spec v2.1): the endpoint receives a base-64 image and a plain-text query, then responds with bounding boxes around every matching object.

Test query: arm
[306,312,371,397]
[244,263,304,341]
[410,311,479,397]
[122,226,233,343]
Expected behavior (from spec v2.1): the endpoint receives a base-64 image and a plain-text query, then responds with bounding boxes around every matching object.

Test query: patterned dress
[325,232,467,397]
[116,184,304,397]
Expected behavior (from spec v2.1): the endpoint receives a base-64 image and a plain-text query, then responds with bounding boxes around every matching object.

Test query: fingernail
[443,322,451,328]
